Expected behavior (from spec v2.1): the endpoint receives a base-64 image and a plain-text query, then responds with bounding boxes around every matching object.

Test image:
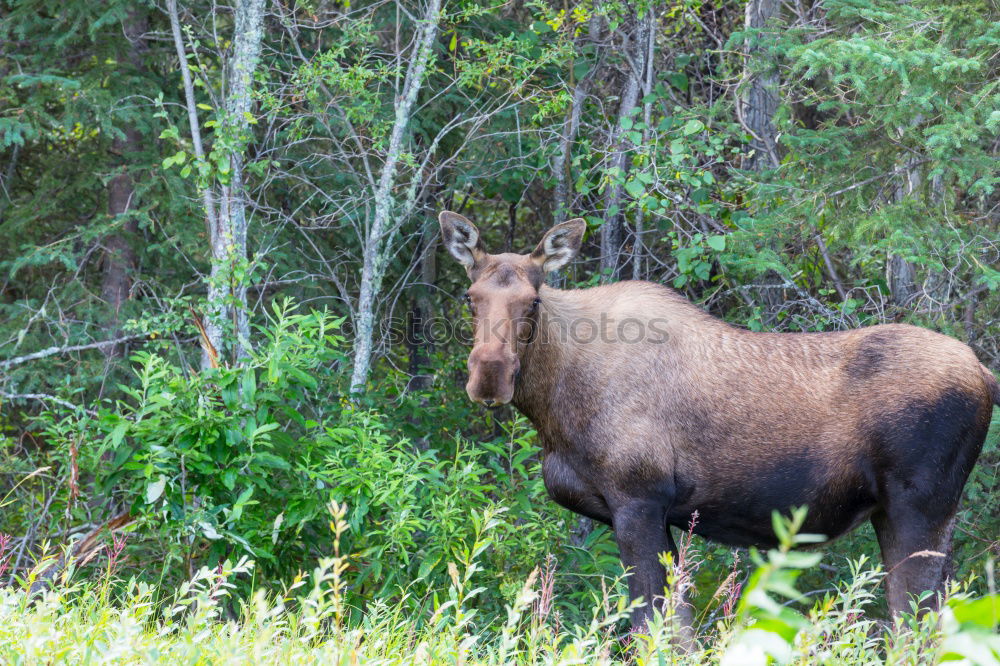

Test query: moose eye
[531,298,541,311]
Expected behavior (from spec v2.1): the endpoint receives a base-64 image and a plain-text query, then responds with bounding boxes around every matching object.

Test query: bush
[12,300,618,622]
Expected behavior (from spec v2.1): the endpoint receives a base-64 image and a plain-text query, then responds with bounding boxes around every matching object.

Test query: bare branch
[1,335,144,370]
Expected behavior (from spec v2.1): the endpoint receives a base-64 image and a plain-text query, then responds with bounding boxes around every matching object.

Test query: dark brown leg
[871,508,956,617]
[612,501,694,647]
[613,500,669,630]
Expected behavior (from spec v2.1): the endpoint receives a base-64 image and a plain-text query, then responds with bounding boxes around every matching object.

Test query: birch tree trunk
[742,0,780,171]
[349,0,443,393]
[216,0,267,363]
[631,7,656,281]
[167,0,264,367]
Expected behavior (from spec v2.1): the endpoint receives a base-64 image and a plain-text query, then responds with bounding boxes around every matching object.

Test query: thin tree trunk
[631,7,656,281]
[815,231,847,301]
[553,7,604,224]
[100,7,148,360]
[350,0,442,393]
[742,0,780,170]
[888,149,922,307]
[218,0,267,363]
[600,14,647,280]
[505,201,517,252]
[166,0,221,368]
[406,212,438,393]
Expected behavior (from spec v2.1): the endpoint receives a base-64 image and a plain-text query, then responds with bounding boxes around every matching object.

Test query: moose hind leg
[871,508,957,617]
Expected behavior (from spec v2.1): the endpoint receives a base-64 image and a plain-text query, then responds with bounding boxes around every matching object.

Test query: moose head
[438,210,586,406]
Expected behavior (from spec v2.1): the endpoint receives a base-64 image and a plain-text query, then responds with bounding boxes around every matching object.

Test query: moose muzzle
[466,345,519,406]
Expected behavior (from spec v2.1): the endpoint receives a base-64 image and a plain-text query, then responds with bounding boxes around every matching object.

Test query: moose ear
[439,211,485,270]
[530,218,586,273]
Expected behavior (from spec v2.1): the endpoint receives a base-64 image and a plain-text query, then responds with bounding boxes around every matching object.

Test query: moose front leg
[612,501,693,642]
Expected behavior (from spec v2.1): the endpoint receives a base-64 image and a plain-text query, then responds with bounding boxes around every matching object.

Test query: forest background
[0,0,998,661]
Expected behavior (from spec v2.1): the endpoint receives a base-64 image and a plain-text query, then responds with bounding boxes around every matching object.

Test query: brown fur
[438,211,997,633]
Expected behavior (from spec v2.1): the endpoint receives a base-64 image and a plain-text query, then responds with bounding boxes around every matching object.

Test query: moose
[438,210,1000,635]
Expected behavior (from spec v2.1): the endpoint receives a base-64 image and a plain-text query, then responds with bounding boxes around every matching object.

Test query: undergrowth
[1,504,997,665]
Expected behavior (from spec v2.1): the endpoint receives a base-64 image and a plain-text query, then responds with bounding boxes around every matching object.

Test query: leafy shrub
[18,300,619,621]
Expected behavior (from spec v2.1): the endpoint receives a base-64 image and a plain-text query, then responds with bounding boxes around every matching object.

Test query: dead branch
[0,336,144,371]
[26,511,134,595]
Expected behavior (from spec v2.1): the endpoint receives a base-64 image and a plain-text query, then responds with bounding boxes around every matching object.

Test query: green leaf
[146,475,167,504]
[951,594,1000,628]
[624,180,645,198]
[110,422,128,449]
[683,119,704,135]
[253,452,290,470]
[707,234,726,251]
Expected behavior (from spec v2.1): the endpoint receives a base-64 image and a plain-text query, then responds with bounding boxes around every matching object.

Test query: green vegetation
[2,302,998,663]
[1,0,998,662]
[1,504,997,664]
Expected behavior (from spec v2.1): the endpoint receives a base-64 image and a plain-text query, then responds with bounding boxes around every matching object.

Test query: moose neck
[509,282,731,441]
[510,285,569,424]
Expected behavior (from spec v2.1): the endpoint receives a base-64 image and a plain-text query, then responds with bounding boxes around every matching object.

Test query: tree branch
[1,335,144,370]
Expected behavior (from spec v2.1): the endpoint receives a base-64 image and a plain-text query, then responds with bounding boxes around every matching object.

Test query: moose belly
[668,453,879,548]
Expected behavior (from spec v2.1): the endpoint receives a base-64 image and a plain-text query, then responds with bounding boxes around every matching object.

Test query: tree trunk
[888,151,922,308]
[166,0,221,368]
[350,0,442,393]
[406,212,438,392]
[742,0,780,170]
[100,131,140,359]
[553,7,604,224]
[743,0,783,322]
[100,8,148,359]
[600,13,648,280]
[216,0,267,363]
[631,7,656,281]
[504,201,517,252]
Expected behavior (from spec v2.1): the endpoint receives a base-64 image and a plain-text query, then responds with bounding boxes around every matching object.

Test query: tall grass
[1,503,996,665]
